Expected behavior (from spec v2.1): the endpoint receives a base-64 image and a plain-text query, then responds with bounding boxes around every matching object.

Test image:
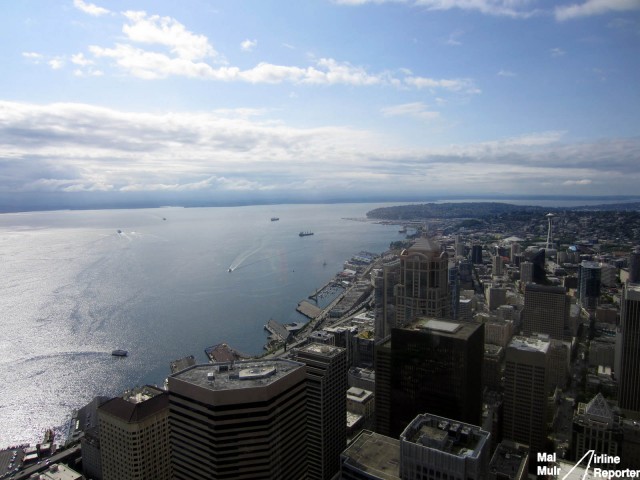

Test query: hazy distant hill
[366,202,548,220]
[366,201,640,221]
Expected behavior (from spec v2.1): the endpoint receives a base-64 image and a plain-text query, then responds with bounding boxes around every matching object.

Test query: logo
[537,450,640,479]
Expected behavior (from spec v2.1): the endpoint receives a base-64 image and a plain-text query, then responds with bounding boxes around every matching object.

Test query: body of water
[0,203,404,447]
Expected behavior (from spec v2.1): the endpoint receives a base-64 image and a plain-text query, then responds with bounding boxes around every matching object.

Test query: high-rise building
[400,413,491,480]
[294,343,348,480]
[510,243,522,264]
[98,386,171,480]
[373,257,400,340]
[522,284,570,341]
[529,249,547,284]
[572,393,622,460]
[492,255,504,276]
[488,441,529,480]
[340,430,401,480]
[375,318,484,437]
[503,336,550,456]
[617,283,640,416]
[395,237,450,326]
[449,263,461,320]
[520,261,533,284]
[168,360,308,479]
[578,260,601,310]
[472,244,483,264]
[629,247,640,284]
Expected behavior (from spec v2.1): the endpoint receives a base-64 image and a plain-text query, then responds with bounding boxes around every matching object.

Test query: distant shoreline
[2,195,640,215]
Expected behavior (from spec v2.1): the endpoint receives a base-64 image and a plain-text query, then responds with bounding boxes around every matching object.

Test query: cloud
[71,53,93,66]
[444,29,464,46]
[73,0,109,17]
[497,69,516,77]
[1,101,639,201]
[381,102,440,120]
[121,11,218,61]
[563,179,593,185]
[48,58,65,70]
[550,47,566,57]
[334,0,540,18]
[555,0,640,21]
[241,39,258,52]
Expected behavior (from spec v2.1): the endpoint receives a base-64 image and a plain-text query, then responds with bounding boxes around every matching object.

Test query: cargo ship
[299,231,314,237]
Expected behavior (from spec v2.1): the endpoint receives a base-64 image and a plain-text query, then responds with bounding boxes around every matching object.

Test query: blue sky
[1,0,639,210]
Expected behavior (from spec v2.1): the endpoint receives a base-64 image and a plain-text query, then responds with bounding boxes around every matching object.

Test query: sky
[1,0,639,210]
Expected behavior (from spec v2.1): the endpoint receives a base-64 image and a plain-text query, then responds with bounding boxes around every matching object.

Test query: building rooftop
[347,387,373,402]
[489,441,529,479]
[405,317,481,340]
[400,413,490,459]
[626,283,640,300]
[407,237,442,254]
[341,430,400,480]
[99,385,168,423]
[298,342,344,358]
[170,359,304,392]
[508,335,550,354]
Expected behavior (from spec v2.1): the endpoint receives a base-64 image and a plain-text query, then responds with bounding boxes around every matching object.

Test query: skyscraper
[168,360,308,479]
[472,244,483,264]
[629,247,640,284]
[375,318,484,437]
[578,260,601,310]
[395,237,450,327]
[503,336,550,456]
[522,284,570,340]
[294,343,348,480]
[373,257,400,339]
[98,386,171,480]
[617,283,640,416]
[400,413,491,480]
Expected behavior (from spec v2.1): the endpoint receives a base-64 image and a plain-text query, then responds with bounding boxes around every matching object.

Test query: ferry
[111,349,128,357]
[299,231,314,237]
[271,217,279,221]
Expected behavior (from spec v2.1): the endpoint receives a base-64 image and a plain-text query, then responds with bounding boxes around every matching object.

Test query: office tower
[522,284,570,341]
[294,343,348,480]
[374,257,400,339]
[578,260,601,309]
[168,360,308,479]
[487,286,506,311]
[98,386,171,480]
[520,262,533,285]
[617,283,640,415]
[630,247,640,283]
[449,263,460,320]
[488,441,529,480]
[572,393,622,460]
[400,414,490,480]
[472,244,483,264]
[503,336,549,456]
[395,237,450,327]
[529,249,547,284]
[483,344,504,391]
[459,297,473,322]
[375,318,484,437]
[492,255,504,276]
[510,243,521,263]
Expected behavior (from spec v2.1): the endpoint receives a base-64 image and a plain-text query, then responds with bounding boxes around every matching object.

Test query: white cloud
[334,0,540,18]
[22,52,44,61]
[563,179,593,185]
[73,0,110,17]
[550,47,566,57]
[444,29,464,46]
[48,58,65,70]
[71,53,93,66]
[2,101,638,200]
[381,102,440,120]
[497,69,516,77]
[122,10,218,61]
[404,76,481,94]
[555,0,640,21]
[241,39,258,52]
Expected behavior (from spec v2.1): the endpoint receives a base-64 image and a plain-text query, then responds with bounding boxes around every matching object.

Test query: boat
[111,349,128,357]
[117,229,122,234]
[228,268,232,272]
[299,231,314,237]
[271,217,279,221]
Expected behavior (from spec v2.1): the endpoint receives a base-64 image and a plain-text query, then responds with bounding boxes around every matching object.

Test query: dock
[296,300,323,319]
[264,319,292,342]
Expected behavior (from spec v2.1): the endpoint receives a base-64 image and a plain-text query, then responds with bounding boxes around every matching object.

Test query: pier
[296,301,323,319]
[264,319,291,342]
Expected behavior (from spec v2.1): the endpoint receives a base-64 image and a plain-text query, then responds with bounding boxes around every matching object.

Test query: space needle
[545,213,556,250]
